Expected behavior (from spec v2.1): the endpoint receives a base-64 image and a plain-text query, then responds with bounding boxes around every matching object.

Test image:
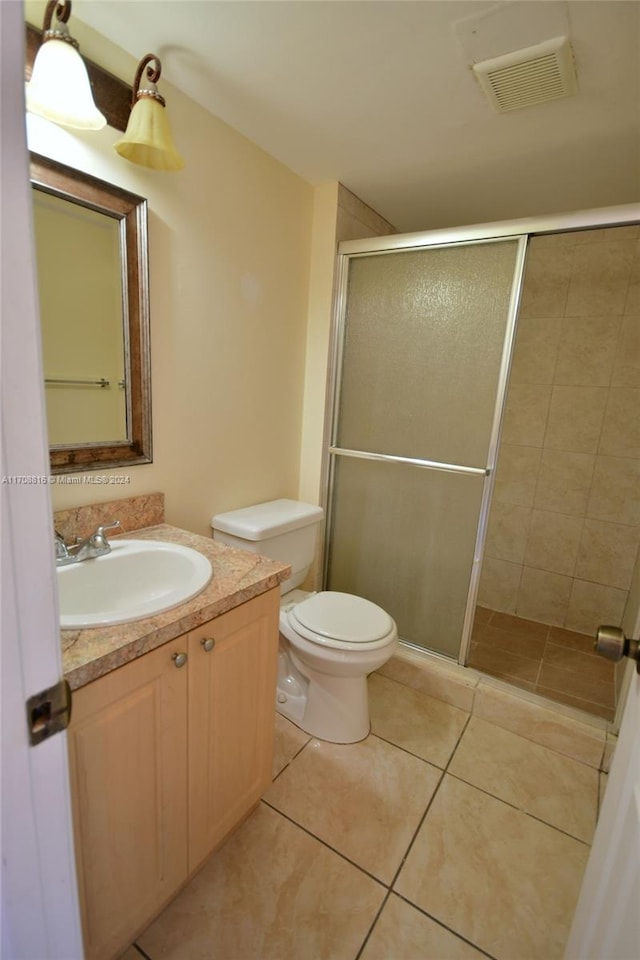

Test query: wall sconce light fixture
[26,0,106,129]
[114,54,184,171]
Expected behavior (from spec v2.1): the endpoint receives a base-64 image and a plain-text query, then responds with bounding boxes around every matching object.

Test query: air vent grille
[473,36,577,113]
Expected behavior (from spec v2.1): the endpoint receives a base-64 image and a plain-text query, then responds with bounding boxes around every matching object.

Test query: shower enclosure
[322,208,639,721]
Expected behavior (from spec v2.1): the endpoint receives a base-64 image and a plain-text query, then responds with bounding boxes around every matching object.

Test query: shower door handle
[594,625,640,674]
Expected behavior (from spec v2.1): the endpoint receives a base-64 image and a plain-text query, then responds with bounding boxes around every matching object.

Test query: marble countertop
[62,524,290,690]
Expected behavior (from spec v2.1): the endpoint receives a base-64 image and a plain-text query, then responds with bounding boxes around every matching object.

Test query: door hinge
[26,679,72,746]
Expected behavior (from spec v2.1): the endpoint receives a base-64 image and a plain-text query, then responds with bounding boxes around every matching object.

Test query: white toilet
[211,499,398,743]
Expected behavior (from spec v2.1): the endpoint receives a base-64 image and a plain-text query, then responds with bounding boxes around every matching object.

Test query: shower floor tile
[470,607,616,720]
[129,685,595,960]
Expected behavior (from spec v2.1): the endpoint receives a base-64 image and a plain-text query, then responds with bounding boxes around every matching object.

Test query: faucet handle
[95,520,122,538]
[90,520,122,548]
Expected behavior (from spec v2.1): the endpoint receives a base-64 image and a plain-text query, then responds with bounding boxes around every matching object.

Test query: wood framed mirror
[30,152,152,473]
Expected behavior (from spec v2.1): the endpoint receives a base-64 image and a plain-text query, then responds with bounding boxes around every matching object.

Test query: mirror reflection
[33,190,127,445]
[30,153,152,474]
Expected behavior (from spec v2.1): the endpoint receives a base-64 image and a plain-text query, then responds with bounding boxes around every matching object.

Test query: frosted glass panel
[337,240,519,467]
[327,457,485,658]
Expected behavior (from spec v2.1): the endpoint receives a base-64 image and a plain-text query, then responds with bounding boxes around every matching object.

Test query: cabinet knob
[172,652,188,668]
[200,637,215,652]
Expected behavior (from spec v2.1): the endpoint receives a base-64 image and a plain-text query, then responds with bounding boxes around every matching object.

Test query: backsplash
[54,492,164,542]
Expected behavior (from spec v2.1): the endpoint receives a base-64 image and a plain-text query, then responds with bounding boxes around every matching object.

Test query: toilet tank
[211,499,324,594]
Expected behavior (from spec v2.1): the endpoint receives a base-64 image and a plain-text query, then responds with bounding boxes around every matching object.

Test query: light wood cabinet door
[67,637,188,960]
[188,588,279,871]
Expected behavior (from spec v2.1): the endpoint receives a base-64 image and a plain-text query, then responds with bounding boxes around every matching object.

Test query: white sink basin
[57,539,213,629]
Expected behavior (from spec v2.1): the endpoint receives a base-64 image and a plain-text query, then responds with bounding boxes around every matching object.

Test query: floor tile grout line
[259,798,390,889]
[265,728,472,899]
[132,942,153,960]
[372,671,473,715]
[385,712,474,893]
[352,889,393,960]
[278,725,457,782]
[477,614,550,647]
[596,769,608,822]
[269,718,475,896]
[542,641,620,678]
[386,768,446,892]
[598,733,609,773]
[524,809,593,847]
[271,732,313,782]
[444,770,593,848]
[471,640,544,666]
[533,682,616,715]
[473,715,609,775]
[483,608,604,657]
[535,669,616,702]
[544,636,613,663]
[134,693,594,960]
[270,719,478,920]
[391,891,500,960]
[533,636,545,686]
[445,709,474,768]
[472,608,616,719]
[369,729,464,773]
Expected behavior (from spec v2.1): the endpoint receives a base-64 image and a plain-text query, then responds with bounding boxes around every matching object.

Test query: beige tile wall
[479,225,640,635]
[335,184,396,243]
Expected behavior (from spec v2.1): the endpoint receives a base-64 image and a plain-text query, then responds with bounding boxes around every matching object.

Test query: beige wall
[479,226,640,635]
[26,6,314,537]
[298,182,340,506]
[298,184,396,506]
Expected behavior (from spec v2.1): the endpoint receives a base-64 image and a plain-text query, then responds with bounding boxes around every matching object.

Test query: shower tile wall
[479,226,640,640]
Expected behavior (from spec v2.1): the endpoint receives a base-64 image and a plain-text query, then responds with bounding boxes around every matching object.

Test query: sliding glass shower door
[325,237,527,660]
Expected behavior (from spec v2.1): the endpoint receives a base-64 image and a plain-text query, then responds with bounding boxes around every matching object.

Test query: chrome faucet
[54,529,69,561]
[55,520,122,566]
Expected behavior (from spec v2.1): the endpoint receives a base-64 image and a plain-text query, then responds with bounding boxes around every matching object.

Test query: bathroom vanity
[61,523,288,960]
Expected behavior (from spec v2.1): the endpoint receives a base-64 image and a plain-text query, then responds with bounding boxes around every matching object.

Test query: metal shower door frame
[320,203,640,665]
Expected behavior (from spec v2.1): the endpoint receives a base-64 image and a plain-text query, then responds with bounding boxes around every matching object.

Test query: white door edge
[1,3,83,956]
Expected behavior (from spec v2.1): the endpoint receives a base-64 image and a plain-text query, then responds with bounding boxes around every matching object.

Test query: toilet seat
[286,591,395,651]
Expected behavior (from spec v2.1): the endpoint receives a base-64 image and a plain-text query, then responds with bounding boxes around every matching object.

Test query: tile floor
[468,606,616,720]
[121,671,601,960]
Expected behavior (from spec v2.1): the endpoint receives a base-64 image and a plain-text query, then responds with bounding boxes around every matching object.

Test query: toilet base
[276,643,371,744]
[276,647,307,727]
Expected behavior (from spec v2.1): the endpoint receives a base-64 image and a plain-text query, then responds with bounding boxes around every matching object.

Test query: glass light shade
[26,38,106,130]
[114,97,184,171]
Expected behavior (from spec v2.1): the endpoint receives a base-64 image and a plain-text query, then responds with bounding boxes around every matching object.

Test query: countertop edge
[62,524,290,690]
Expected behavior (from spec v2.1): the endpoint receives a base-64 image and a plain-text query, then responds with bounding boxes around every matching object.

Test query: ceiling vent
[473,36,577,113]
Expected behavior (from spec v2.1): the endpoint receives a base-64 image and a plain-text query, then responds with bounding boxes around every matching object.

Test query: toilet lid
[290,592,393,644]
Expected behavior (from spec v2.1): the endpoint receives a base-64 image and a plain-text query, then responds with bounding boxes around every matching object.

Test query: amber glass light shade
[114,95,184,171]
[114,54,184,171]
